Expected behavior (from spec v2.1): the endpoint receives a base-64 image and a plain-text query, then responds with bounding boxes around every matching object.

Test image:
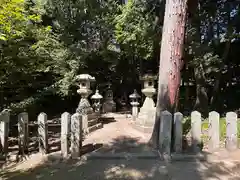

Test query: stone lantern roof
[129,89,140,99]
[91,90,103,100]
[76,74,95,81]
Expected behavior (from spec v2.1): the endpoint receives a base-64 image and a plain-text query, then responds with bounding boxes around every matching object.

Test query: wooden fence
[0,111,83,160]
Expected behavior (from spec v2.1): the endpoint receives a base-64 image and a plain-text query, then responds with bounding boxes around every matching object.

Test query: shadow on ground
[1,136,240,180]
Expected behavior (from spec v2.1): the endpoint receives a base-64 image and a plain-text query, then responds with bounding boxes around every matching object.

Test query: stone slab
[131,122,153,134]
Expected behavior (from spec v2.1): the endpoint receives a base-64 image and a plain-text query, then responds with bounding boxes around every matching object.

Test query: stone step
[88,118,99,127]
[88,123,103,133]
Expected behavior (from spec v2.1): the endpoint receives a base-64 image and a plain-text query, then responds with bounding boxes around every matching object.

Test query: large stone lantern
[129,89,141,121]
[133,74,157,133]
[140,74,157,112]
[76,74,95,114]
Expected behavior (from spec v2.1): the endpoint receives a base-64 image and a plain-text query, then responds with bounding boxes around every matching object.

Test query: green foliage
[202,118,240,140]
[0,0,41,40]
[0,0,240,116]
[114,0,156,59]
[0,0,63,113]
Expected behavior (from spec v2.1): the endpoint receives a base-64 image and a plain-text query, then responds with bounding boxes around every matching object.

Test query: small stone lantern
[102,84,116,113]
[76,74,95,114]
[129,89,141,121]
[91,89,103,114]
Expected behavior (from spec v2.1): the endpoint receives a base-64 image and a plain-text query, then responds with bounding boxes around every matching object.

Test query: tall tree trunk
[149,0,188,148]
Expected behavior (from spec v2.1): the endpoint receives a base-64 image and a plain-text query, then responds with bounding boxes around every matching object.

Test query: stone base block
[137,109,155,127]
[131,123,153,133]
[131,108,156,134]
[102,101,116,113]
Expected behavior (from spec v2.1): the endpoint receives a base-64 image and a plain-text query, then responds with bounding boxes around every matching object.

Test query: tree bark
[149,0,188,148]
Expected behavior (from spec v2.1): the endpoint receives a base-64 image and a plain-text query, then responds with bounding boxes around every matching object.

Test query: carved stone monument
[102,84,116,113]
[76,74,102,134]
[133,74,157,133]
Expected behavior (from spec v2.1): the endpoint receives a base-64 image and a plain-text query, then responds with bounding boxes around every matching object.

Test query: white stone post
[226,112,238,151]
[191,111,202,153]
[61,112,71,158]
[0,109,10,158]
[208,111,220,151]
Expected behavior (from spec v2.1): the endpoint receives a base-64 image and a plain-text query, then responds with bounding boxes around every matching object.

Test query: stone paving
[1,113,240,180]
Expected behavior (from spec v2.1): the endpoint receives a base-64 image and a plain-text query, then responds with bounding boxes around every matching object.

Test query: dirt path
[82,113,152,153]
[1,113,240,180]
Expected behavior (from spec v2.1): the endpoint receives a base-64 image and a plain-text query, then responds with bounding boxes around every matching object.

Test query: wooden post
[61,112,71,158]
[191,111,202,153]
[70,113,82,158]
[226,112,238,151]
[0,109,10,158]
[174,112,183,153]
[208,111,220,151]
[38,112,49,154]
[18,112,29,154]
[159,111,172,155]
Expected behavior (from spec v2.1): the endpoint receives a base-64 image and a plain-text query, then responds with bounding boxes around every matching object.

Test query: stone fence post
[226,112,238,151]
[208,111,220,151]
[191,111,202,153]
[38,113,49,154]
[18,112,29,154]
[0,109,10,158]
[159,111,172,156]
[70,113,82,158]
[61,112,71,158]
[174,112,183,153]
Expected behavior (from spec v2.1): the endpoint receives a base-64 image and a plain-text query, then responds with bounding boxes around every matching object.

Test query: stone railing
[158,111,239,155]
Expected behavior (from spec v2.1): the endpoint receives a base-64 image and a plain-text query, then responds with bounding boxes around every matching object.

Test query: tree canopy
[0,0,240,118]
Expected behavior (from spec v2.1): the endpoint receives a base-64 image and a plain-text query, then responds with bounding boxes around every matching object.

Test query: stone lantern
[102,84,116,113]
[91,89,103,114]
[140,74,157,112]
[76,74,95,114]
[133,74,157,133]
[129,89,141,121]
